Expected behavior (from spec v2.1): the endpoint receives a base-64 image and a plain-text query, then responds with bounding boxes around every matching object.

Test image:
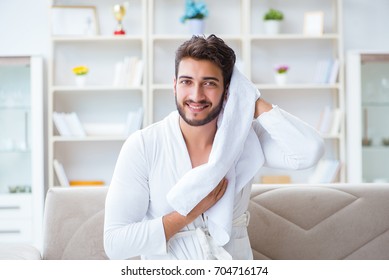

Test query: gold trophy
[113,4,126,35]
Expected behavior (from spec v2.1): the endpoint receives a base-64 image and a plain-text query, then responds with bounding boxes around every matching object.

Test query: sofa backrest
[248,183,389,259]
[43,184,389,260]
[43,187,108,260]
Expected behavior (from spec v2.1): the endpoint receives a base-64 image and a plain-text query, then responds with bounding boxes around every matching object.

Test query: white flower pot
[264,20,281,35]
[188,19,205,35]
[274,73,287,85]
[75,75,87,87]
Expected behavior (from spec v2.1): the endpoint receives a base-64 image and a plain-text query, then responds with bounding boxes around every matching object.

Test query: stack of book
[53,159,105,187]
[314,59,339,84]
[113,56,143,87]
[53,108,143,137]
[82,108,144,137]
[53,112,85,137]
[317,106,342,136]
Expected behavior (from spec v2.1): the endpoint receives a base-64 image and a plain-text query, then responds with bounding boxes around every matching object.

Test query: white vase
[274,73,287,85]
[264,20,281,35]
[75,75,87,87]
[188,19,205,35]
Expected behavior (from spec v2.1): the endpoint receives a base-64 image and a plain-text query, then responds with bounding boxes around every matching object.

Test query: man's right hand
[162,178,228,241]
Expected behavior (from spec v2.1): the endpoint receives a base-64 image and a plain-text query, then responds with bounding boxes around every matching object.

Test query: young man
[104,34,324,260]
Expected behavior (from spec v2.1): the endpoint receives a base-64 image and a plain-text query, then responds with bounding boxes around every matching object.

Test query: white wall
[343,0,389,51]
[1,0,389,62]
[0,0,50,56]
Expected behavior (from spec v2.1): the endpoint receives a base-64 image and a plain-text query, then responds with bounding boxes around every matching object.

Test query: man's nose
[190,84,205,101]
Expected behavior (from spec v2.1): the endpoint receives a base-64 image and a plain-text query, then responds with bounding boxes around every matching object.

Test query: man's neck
[179,117,217,167]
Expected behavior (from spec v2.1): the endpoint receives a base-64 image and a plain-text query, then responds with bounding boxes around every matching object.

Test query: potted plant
[72,65,89,87]
[263,8,284,35]
[274,64,289,85]
[180,0,209,35]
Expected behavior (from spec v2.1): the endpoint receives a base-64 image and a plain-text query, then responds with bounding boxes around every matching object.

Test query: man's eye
[180,80,191,85]
[204,81,217,87]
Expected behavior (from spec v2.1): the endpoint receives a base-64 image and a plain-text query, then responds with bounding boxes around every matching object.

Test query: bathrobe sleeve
[104,131,167,259]
[252,105,325,169]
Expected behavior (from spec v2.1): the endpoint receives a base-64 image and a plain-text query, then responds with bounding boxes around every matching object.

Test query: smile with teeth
[186,102,209,112]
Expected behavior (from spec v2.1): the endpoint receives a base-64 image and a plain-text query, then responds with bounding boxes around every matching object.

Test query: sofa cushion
[0,244,41,260]
[42,187,108,260]
[248,183,389,259]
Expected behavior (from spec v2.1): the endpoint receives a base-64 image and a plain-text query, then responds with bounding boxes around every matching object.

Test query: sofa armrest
[0,244,42,260]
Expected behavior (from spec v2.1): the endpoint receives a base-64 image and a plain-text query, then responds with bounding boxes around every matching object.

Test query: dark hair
[175,34,236,89]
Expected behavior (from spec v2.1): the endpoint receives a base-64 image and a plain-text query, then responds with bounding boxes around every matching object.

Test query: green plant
[275,65,289,74]
[263,8,284,21]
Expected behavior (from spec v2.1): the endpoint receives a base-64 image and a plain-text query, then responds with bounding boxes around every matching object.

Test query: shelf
[362,101,389,107]
[52,136,127,142]
[52,85,144,92]
[256,84,341,90]
[321,134,343,140]
[0,149,31,154]
[152,34,243,41]
[52,35,144,42]
[362,146,389,151]
[0,192,32,197]
[250,34,339,41]
[0,106,30,110]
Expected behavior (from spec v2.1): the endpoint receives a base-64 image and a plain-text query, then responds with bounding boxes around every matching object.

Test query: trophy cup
[113,4,126,35]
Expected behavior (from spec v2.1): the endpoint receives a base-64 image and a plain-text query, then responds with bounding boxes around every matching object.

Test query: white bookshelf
[48,0,147,187]
[148,0,345,183]
[48,0,345,184]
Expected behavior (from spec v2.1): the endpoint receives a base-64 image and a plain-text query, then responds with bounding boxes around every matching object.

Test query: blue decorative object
[180,0,209,23]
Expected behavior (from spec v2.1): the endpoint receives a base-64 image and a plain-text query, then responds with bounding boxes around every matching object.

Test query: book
[125,107,144,136]
[132,59,144,86]
[53,112,72,136]
[317,106,333,134]
[317,106,342,135]
[329,108,342,135]
[308,159,340,183]
[52,112,86,137]
[113,56,143,86]
[261,175,291,184]
[327,59,340,84]
[69,180,105,187]
[64,112,86,137]
[113,61,123,86]
[53,159,70,187]
[314,59,339,84]
[314,60,332,84]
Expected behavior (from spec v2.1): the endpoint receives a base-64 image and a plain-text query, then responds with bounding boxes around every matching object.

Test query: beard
[175,91,225,127]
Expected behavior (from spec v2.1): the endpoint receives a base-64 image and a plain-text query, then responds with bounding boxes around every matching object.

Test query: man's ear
[224,84,230,100]
[173,77,177,96]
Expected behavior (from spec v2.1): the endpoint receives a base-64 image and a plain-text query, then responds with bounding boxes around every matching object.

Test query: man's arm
[254,98,273,118]
[253,104,324,170]
[162,178,227,241]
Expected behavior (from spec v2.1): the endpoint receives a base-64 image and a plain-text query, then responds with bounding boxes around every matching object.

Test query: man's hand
[187,178,228,219]
[254,98,273,118]
[162,178,228,241]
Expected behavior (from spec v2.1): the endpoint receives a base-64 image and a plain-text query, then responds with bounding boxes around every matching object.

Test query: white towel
[166,67,264,246]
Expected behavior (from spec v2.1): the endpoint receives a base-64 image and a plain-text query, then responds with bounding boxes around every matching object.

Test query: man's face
[174,58,225,127]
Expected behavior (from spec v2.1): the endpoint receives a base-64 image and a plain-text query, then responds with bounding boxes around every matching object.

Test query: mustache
[185,100,210,105]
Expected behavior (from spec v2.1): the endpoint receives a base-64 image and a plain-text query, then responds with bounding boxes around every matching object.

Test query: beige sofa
[1,183,389,259]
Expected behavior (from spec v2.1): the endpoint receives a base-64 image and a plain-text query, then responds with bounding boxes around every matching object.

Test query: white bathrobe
[104,107,324,260]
